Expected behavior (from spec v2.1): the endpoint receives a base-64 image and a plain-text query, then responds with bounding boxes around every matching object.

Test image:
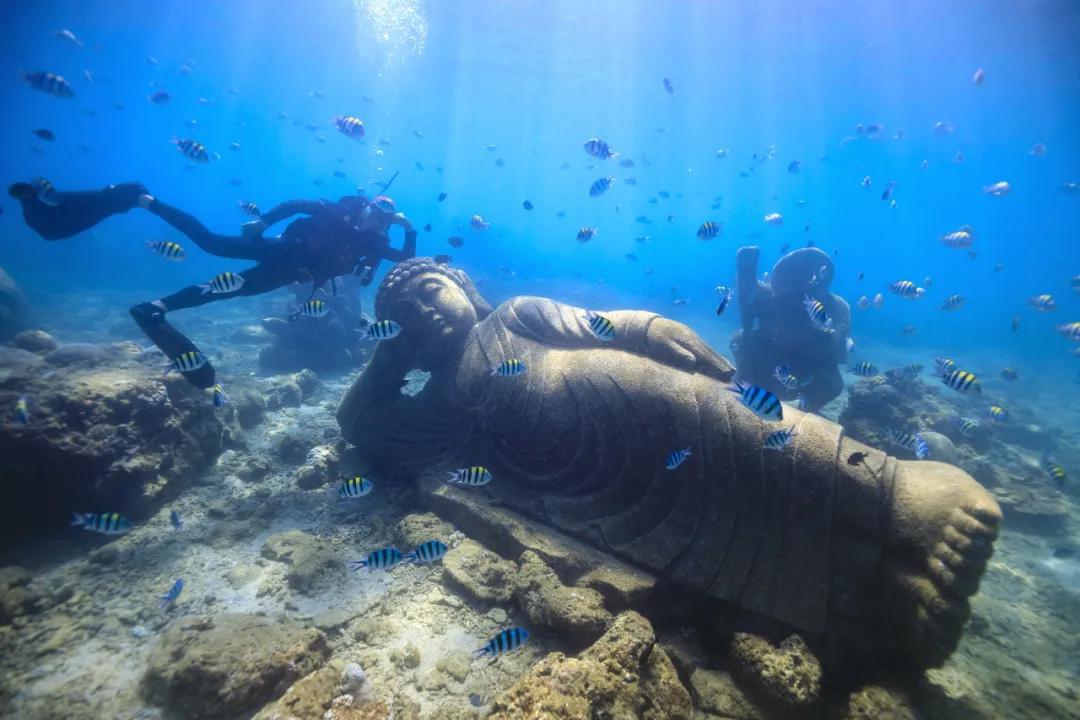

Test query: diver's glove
[241,219,267,237]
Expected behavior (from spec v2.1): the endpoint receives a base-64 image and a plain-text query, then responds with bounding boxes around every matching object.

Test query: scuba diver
[8,179,417,390]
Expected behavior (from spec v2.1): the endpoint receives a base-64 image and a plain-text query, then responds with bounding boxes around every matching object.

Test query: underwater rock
[393,512,456,550]
[231,386,268,429]
[0,566,45,625]
[11,329,57,354]
[418,471,657,609]
[258,294,367,374]
[839,684,917,720]
[919,430,960,465]
[320,693,392,720]
[688,668,765,720]
[296,443,340,489]
[513,550,612,644]
[261,530,339,595]
[140,613,328,719]
[488,611,692,719]
[0,267,27,342]
[339,259,1001,670]
[728,633,822,711]
[44,342,109,367]
[231,323,272,344]
[0,349,224,541]
[730,246,850,410]
[252,659,370,720]
[441,538,517,603]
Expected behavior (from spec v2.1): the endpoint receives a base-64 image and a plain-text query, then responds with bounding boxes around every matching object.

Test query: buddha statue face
[390,272,479,363]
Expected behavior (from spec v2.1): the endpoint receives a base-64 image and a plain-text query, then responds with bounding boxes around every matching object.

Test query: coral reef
[261,530,341,596]
[140,613,329,719]
[728,633,822,712]
[513,550,612,644]
[442,538,516,603]
[0,340,227,541]
[488,611,692,719]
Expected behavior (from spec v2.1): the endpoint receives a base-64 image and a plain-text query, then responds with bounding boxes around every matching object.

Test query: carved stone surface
[338,258,1001,668]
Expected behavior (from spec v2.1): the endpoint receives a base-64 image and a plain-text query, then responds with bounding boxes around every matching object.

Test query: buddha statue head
[374,258,493,367]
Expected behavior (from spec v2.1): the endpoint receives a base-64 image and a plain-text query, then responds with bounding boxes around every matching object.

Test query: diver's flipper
[130,302,216,389]
[16,181,148,241]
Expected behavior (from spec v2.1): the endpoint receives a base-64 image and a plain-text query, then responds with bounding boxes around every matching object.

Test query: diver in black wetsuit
[8,181,417,390]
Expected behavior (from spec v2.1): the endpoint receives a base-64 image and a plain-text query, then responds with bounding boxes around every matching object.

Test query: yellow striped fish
[939,368,981,393]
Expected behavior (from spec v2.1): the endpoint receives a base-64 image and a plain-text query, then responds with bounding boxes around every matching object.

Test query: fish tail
[70,512,87,528]
[198,284,211,294]
[490,366,499,376]
[445,471,460,483]
[683,447,692,457]
[472,647,490,659]
[346,560,368,572]
[402,552,418,565]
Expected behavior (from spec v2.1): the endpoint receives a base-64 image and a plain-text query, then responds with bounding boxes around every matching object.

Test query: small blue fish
[159,578,184,609]
[787,160,802,174]
[348,546,404,572]
[589,176,615,198]
[71,512,131,535]
[954,417,980,437]
[665,447,691,470]
[405,540,448,564]
[491,359,526,377]
[662,77,674,94]
[474,627,530,659]
[730,381,783,421]
[169,510,183,531]
[367,319,401,340]
[14,395,30,424]
[715,287,732,316]
[764,427,797,451]
[212,384,228,408]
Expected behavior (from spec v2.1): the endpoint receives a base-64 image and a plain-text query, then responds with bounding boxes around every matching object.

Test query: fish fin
[471,647,489,659]
[445,471,460,483]
[346,560,368,572]
[198,284,211,294]
[70,512,87,527]
[683,447,692,456]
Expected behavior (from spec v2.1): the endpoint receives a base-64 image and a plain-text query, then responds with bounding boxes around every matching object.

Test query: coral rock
[441,538,516,603]
[513,551,612,644]
[688,668,765,720]
[840,684,917,720]
[11,329,58,354]
[261,530,339,596]
[488,611,692,720]
[140,613,328,719]
[728,633,822,711]
[394,512,456,551]
[0,566,43,625]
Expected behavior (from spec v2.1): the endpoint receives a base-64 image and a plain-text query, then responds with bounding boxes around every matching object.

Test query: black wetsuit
[10,183,416,389]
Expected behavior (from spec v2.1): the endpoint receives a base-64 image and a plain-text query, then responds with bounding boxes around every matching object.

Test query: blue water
[2,0,1079,381]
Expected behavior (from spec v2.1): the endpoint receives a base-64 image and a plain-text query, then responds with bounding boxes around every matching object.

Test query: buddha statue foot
[878,461,1001,666]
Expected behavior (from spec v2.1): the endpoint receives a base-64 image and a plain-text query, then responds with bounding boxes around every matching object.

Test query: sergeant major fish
[583,138,617,160]
[200,272,245,294]
[14,395,29,424]
[348,547,404,572]
[447,466,493,486]
[665,447,691,470]
[169,350,208,375]
[730,381,783,421]
[335,115,365,138]
[20,70,74,98]
[763,427,797,451]
[475,627,529,659]
[405,540,448,564]
[212,384,228,408]
[71,512,130,535]
[888,429,930,459]
[147,241,185,261]
[697,221,721,240]
[774,365,812,390]
[290,299,329,320]
[335,476,374,499]
[367,320,401,340]
[803,295,834,332]
[586,311,616,341]
[491,359,526,377]
[589,176,615,197]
